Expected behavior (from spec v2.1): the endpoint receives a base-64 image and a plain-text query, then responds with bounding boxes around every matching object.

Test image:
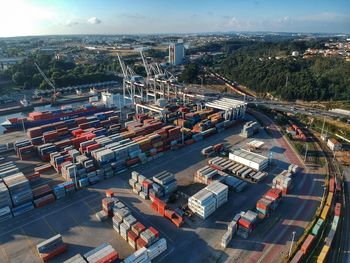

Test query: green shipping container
[312,224,321,236]
[317,218,324,226]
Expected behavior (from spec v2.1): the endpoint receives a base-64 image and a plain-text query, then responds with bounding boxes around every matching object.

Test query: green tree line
[1,53,120,90]
[186,39,349,101]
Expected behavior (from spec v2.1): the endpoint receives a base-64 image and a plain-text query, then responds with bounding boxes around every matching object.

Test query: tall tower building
[169,40,184,66]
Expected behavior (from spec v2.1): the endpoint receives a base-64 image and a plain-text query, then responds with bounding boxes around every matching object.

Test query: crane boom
[140,51,151,77]
[34,63,56,92]
[116,53,128,78]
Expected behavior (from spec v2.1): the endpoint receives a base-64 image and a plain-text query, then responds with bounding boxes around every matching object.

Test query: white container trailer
[229,149,268,171]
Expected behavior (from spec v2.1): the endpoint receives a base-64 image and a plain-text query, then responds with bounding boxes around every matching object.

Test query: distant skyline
[0,0,350,37]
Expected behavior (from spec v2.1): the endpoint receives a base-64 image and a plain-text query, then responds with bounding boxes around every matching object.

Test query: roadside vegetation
[186,39,350,101]
[0,52,119,90]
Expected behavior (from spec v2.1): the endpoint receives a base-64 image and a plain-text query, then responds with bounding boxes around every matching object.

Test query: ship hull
[2,106,111,131]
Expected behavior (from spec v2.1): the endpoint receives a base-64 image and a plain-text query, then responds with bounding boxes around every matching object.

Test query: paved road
[236,110,324,263]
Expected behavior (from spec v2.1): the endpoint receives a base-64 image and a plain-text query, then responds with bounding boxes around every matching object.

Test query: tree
[12,72,26,86]
[179,63,199,83]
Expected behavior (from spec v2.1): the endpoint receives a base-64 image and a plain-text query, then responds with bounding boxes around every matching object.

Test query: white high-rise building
[169,40,184,66]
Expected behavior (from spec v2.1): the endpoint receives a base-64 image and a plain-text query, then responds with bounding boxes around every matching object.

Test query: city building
[0,57,25,71]
[169,40,184,66]
[229,148,269,171]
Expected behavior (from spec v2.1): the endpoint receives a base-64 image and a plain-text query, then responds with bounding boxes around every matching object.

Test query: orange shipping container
[301,234,315,254]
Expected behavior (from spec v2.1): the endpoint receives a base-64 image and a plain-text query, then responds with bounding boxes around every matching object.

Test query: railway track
[313,135,347,263]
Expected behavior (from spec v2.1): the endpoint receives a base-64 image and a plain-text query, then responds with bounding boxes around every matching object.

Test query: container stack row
[272,170,292,194]
[256,188,282,219]
[236,210,259,239]
[221,213,240,248]
[36,234,67,262]
[188,181,228,219]
[208,157,268,182]
[83,243,118,263]
[194,165,247,192]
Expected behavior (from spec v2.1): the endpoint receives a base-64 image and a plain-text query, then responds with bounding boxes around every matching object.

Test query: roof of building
[329,138,342,145]
[205,98,246,111]
[247,140,265,149]
[230,148,268,164]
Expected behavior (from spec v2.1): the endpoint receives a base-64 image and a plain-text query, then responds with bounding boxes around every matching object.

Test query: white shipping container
[124,247,149,263]
[147,238,167,260]
[221,230,232,248]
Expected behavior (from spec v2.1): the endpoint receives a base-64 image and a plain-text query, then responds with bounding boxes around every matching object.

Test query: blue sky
[0,0,349,37]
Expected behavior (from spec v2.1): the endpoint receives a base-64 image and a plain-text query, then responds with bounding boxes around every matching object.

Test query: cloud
[65,20,79,27]
[87,17,101,25]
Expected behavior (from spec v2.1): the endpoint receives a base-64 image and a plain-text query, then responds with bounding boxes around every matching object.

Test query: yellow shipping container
[326,192,333,206]
[320,204,330,220]
[317,245,330,263]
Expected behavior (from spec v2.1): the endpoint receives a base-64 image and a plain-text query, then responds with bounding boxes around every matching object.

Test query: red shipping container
[128,231,138,242]
[149,227,159,238]
[142,180,152,189]
[290,250,303,263]
[301,234,314,254]
[40,243,67,262]
[136,238,148,250]
[172,217,184,227]
[34,164,52,173]
[32,184,52,199]
[95,251,118,263]
[127,158,140,166]
[34,194,55,208]
[105,190,114,197]
[150,202,158,212]
[329,177,335,193]
[335,203,341,216]
[86,143,101,153]
[72,129,83,137]
[238,218,252,229]
[264,188,282,201]
[132,222,146,236]
[26,172,40,182]
[164,209,175,220]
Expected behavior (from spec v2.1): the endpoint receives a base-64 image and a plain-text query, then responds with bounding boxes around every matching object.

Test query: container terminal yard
[0,55,344,263]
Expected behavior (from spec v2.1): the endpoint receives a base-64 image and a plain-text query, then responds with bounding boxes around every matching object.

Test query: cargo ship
[1,103,111,132]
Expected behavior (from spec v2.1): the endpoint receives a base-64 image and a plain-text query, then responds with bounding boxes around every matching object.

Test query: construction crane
[140,51,151,78]
[34,63,56,93]
[35,62,59,103]
[116,53,129,80]
[117,53,145,105]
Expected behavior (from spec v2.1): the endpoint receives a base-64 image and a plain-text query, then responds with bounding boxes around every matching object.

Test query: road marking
[43,217,57,235]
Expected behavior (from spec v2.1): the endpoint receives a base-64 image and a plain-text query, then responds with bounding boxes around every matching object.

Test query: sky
[0,0,349,37]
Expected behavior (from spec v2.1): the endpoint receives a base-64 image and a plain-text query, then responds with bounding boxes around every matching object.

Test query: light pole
[289,231,296,257]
